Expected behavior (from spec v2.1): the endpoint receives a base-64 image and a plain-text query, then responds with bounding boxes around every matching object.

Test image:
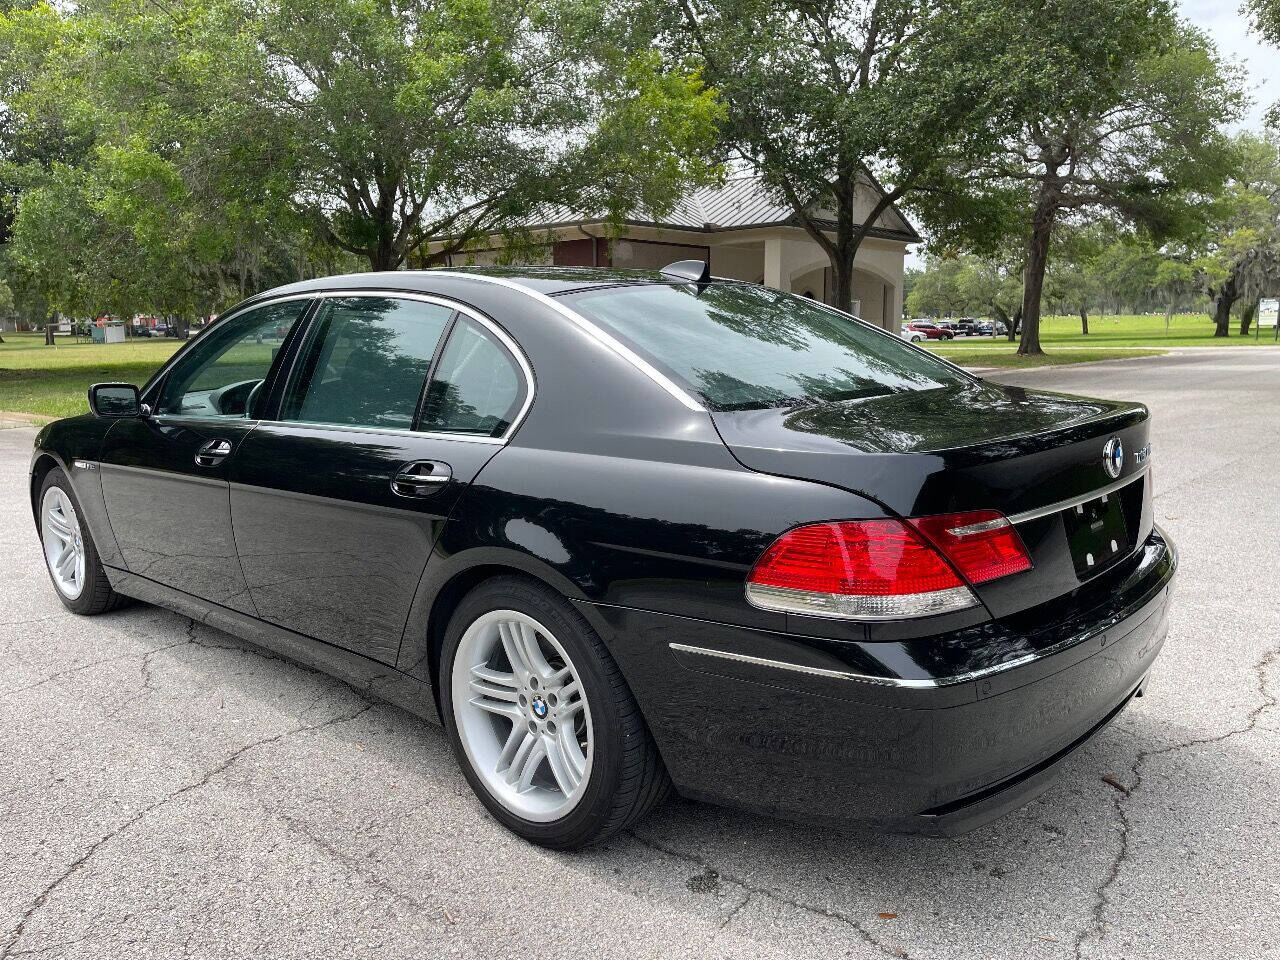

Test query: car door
[229,293,531,665]
[99,298,313,612]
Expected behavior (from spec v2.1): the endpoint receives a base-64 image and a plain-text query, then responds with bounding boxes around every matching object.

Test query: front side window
[282,297,453,430]
[419,318,524,438]
[564,283,968,412]
[156,300,309,418]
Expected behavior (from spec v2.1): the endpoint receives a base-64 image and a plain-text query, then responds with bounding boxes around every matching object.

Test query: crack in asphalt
[274,814,447,922]
[1073,643,1279,960]
[624,830,915,959]
[0,702,374,959]
[9,638,193,701]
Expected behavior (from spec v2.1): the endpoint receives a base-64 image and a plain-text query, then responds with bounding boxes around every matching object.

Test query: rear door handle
[391,460,452,498]
[194,439,233,467]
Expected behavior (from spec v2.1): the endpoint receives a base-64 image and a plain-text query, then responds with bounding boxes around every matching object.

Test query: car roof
[259,266,679,299]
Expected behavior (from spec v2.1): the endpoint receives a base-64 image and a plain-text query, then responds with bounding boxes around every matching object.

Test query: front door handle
[391,460,452,498]
[194,439,233,467]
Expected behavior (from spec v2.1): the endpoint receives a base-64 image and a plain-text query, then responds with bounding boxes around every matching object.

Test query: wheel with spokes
[441,576,670,849]
[38,467,129,615]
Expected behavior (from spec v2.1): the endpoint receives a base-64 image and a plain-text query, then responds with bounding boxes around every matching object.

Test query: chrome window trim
[251,419,505,446]
[1006,464,1149,526]
[427,271,708,413]
[152,289,536,445]
[298,290,535,443]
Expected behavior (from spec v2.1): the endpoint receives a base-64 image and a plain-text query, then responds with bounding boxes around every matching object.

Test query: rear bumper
[584,528,1175,833]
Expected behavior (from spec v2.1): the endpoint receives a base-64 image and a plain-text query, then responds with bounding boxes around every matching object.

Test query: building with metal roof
[424,173,920,331]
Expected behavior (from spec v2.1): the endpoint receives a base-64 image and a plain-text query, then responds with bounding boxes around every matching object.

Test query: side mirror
[88,382,142,418]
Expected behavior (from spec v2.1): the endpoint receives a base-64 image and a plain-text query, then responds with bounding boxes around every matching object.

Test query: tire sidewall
[439,577,627,847]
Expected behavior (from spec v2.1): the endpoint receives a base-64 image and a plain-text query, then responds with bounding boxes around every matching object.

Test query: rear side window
[282,296,452,430]
[564,283,967,411]
[419,318,524,437]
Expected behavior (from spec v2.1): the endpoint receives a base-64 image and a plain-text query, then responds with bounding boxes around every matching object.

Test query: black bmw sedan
[30,264,1175,849]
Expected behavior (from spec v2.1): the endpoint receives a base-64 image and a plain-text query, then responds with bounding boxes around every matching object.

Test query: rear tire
[440,575,670,849]
[38,467,130,616]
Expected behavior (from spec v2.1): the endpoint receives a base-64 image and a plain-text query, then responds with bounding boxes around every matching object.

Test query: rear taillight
[908,511,1032,585]
[745,512,1031,621]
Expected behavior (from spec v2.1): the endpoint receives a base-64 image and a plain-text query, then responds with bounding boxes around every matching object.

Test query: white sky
[905,1,1272,266]
[1181,0,1273,131]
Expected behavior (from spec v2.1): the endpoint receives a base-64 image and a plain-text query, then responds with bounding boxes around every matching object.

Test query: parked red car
[906,321,954,340]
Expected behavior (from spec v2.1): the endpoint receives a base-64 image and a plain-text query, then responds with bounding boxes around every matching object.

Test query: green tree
[906,256,970,318]
[969,4,1240,354]
[1150,258,1195,333]
[0,0,722,327]
[1192,133,1280,336]
[666,0,1025,314]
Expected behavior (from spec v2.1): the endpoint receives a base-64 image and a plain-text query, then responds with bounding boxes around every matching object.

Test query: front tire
[440,576,670,849]
[39,467,129,615]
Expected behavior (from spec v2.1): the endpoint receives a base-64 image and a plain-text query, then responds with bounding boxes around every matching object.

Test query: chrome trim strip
[669,642,942,688]
[250,419,505,446]
[1006,464,1150,526]
[428,271,708,413]
[670,628,1114,689]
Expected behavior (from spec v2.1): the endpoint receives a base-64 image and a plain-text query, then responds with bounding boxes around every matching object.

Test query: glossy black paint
[100,416,261,614]
[30,267,1177,833]
[230,422,499,664]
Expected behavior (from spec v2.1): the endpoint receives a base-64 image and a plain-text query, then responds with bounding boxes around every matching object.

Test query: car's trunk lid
[712,381,1153,618]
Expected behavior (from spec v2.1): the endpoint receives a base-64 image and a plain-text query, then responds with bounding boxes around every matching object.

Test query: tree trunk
[830,257,855,316]
[1241,301,1256,337]
[1212,277,1238,337]
[1019,188,1057,356]
[1006,305,1021,342]
[44,318,55,345]
[1079,305,1088,336]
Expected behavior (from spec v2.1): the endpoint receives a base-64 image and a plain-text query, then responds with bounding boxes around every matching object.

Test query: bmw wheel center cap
[531,696,549,719]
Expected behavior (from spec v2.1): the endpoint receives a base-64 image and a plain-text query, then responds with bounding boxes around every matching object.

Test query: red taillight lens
[746,519,976,620]
[745,512,1031,621]
[908,510,1032,585]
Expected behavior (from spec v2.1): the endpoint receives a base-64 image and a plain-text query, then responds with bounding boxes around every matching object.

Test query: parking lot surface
[2,348,1277,959]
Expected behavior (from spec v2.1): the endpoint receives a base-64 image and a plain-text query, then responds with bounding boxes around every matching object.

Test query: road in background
[1,349,1277,959]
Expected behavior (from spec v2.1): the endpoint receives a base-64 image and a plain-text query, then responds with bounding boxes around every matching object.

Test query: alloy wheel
[451,609,594,822]
[42,486,85,600]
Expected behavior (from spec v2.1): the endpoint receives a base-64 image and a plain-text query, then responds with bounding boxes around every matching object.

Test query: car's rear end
[562,279,1175,831]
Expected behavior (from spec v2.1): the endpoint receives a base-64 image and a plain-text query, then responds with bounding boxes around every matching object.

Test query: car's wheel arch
[402,546,611,722]
[29,451,64,524]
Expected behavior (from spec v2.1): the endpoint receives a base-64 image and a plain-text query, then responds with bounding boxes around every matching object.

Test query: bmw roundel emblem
[531,696,549,719]
[1102,437,1124,479]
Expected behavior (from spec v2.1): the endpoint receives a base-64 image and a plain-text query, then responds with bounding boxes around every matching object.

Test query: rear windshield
[563,283,968,411]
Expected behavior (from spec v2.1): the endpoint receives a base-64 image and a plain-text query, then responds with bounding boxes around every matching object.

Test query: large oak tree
[969,1,1239,354]
[662,0,1022,314]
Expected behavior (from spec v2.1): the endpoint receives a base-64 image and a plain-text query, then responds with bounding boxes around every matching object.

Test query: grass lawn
[927,346,1167,368]
[0,332,184,419]
[919,312,1280,367]
[930,312,1280,350]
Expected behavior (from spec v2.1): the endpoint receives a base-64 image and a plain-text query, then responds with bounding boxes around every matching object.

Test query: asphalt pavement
[1,347,1277,959]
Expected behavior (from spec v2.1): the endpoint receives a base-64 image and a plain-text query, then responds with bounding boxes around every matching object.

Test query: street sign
[1260,299,1279,327]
